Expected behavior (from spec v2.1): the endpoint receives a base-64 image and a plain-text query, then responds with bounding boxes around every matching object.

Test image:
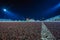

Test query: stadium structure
[0,15,60,40]
[0,0,60,40]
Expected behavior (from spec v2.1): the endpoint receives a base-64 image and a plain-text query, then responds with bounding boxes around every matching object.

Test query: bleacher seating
[0,22,60,40]
[0,22,41,40]
[44,22,60,40]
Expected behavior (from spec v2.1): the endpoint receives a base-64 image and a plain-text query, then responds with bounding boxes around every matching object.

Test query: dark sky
[0,0,60,20]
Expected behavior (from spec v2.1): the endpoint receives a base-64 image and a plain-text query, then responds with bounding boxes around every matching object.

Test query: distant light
[3,9,7,12]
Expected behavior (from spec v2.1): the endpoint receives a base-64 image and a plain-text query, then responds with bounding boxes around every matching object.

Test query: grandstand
[0,22,60,40]
[0,15,60,40]
[0,0,60,40]
[44,22,60,40]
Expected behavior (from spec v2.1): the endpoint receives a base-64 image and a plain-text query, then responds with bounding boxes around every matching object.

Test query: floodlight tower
[3,9,7,12]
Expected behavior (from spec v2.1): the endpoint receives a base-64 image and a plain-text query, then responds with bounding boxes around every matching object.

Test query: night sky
[0,0,60,20]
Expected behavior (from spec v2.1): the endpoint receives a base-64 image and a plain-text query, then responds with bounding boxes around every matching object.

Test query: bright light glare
[3,9,7,12]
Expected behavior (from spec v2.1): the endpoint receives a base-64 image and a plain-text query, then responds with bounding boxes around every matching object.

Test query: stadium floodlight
[3,9,7,12]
